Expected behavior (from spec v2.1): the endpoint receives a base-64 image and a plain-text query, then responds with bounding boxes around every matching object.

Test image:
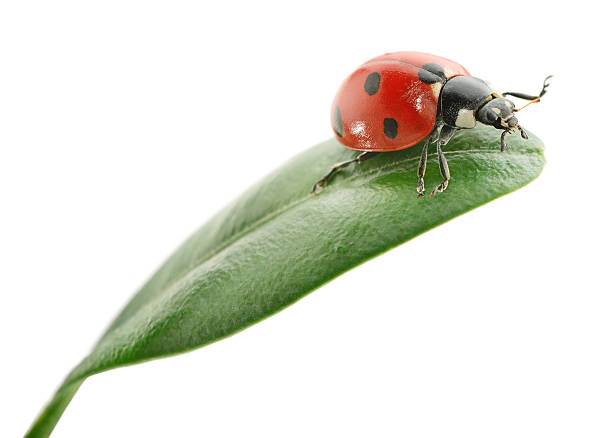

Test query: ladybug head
[476,97,528,150]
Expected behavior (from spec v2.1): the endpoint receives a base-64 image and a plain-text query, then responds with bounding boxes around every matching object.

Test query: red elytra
[331,51,470,152]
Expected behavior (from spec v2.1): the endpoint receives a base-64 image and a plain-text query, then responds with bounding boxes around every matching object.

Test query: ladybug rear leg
[311,151,379,194]
[430,125,457,198]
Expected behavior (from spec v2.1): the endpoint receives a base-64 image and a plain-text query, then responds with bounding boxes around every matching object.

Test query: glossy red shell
[331,52,470,151]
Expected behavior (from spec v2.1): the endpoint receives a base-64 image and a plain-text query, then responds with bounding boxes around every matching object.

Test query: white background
[1,1,610,437]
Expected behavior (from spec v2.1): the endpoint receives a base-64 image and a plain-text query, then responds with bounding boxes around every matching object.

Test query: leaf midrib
[99,147,536,342]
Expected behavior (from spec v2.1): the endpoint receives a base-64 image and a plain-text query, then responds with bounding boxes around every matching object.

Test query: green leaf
[26,125,544,437]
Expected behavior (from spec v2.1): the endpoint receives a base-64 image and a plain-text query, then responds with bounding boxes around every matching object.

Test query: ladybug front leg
[503,75,553,101]
[311,151,380,194]
[430,125,457,198]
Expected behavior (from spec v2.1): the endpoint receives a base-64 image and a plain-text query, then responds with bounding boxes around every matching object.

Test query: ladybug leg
[311,151,379,194]
[503,75,553,101]
[429,142,450,197]
[416,142,428,197]
[429,126,456,198]
[417,124,441,198]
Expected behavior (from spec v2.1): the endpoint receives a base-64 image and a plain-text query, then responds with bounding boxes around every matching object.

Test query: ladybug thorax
[439,76,495,129]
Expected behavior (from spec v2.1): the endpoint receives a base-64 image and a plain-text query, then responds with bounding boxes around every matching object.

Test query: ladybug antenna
[514,97,541,112]
[508,74,553,112]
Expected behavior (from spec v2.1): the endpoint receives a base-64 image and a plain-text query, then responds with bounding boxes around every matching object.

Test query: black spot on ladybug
[383,118,398,139]
[364,72,381,95]
[418,68,444,84]
[423,63,446,80]
[333,106,343,137]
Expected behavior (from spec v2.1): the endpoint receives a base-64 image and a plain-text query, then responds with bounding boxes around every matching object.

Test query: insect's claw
[539,75,554,97]
[311,182,323,194]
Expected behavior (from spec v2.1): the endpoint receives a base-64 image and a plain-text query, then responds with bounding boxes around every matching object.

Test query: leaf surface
[26,125,545,437]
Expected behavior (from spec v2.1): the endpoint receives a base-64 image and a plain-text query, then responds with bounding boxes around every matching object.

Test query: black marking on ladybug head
[333,106,343,137]
[383,118,398,139]
[364,72,381,95]
[439,76,493,128]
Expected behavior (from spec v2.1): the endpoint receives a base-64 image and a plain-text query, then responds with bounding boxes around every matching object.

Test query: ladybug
[312,51,551,197]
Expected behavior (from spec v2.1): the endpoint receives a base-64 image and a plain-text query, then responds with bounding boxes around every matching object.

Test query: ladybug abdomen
[332,62,438,151]
[331,52,471,152]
